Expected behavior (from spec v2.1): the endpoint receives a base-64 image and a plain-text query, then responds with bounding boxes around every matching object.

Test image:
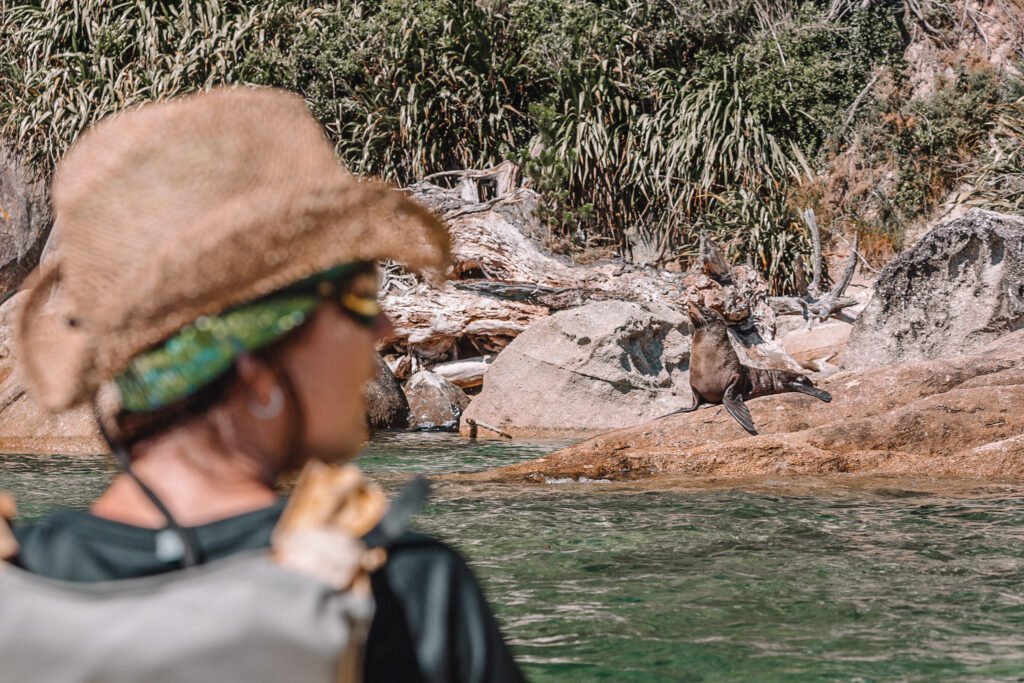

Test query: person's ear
[235,354,278,403]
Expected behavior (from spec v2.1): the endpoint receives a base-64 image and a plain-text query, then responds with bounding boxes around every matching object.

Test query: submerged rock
[844,209,1024,370]
[405,370,470,430]
[459,300,692,437]
[458,330,1024,482]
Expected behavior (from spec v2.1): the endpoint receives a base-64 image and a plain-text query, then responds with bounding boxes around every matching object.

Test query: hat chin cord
[91,361,307,570]
[93,403,203,568]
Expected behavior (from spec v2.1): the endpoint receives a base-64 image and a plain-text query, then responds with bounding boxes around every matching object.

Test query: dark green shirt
[13,502,525,683]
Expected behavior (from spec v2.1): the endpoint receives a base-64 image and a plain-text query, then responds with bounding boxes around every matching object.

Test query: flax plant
[0,0,295,169]
[963,97,1024,213]
[1,0,936,293]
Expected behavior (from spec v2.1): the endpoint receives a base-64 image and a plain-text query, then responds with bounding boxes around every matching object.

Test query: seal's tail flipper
[722,392,757,435]
[790,383,832,403]
[655,388,704,420]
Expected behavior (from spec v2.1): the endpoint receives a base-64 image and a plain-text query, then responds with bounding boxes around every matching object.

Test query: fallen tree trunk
[769,209,861,326]
[431,356,492,389]
[383,284,548,361]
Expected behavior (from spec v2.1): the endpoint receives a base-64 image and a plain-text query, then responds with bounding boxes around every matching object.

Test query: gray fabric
[0,551,373,683]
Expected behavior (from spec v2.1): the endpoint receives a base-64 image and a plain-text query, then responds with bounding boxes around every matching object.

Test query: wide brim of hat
[17,178,450,413]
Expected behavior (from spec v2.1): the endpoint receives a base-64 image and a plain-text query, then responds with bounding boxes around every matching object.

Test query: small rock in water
[404,370,470,431]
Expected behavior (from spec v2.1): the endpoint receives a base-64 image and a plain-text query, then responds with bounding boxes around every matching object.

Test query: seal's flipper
[723,382,757,435]
[789,382,832,403]
[656,387,704,420]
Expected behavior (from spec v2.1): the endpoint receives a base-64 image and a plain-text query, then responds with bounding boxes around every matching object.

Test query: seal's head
[687,303,723,330]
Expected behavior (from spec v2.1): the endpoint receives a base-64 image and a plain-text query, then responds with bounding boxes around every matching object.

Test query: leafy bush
[963,90,1024,213]
[1,0,1009,292]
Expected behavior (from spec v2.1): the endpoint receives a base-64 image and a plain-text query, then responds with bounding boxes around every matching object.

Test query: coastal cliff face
[0,144,51,302]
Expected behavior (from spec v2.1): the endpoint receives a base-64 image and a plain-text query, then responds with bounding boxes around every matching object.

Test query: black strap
[365,476,430,549]
[94,405,202,568]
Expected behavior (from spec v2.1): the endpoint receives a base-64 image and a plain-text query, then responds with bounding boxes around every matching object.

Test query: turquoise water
[4,434,1024,681]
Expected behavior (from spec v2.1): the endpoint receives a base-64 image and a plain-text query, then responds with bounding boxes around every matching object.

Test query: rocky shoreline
[0,157,1022,483]
[451,329,1024,483]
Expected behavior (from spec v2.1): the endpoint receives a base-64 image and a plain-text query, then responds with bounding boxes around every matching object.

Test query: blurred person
[3,87,524,683]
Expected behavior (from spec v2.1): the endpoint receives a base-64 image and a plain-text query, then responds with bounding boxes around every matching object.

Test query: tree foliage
[2,0,1014,292]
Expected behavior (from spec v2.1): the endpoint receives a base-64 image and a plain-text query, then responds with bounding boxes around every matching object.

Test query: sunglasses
[314,270,383,329]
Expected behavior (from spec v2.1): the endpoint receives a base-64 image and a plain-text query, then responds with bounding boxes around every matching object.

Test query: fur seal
[661,303,831,434]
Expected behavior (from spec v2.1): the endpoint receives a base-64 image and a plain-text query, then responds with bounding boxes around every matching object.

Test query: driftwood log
[769,209,860,327]
[385,163,808,381]
[383,164,689,362]
[431,356,492,389]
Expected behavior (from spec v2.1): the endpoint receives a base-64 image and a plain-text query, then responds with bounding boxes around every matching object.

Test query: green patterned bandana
[114,263,372,413]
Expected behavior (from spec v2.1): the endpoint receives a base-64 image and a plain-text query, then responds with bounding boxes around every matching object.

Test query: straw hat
[16,86,450,413]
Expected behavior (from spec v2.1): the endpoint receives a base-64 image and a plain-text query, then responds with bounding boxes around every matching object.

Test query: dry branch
[769,209,861,327]
[389,163,690,363]
[464,418,512,439]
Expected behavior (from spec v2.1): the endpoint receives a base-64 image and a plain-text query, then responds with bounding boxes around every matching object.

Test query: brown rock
[0,293,105,454]
[0,143,51,300]
[364,353,409,429]
[458,330,1024,482]
[404,370,470,430]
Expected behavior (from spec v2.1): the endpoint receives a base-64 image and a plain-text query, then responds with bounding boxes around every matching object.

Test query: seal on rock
[662,304,831,434]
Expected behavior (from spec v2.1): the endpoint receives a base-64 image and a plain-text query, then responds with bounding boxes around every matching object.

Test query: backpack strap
[364,477,430,550]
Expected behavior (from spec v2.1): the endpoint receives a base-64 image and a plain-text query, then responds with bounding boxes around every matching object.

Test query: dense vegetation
[1,0,1020,292]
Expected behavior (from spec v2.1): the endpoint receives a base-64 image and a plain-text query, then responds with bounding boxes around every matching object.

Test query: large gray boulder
[459,300,692,437]
[845,209,1024,370]
[0,144,51,300]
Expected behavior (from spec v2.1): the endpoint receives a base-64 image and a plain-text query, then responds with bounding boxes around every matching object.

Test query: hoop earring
[248,386,284,421]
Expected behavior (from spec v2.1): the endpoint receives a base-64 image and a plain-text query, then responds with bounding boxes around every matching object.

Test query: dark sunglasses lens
[338,291,381,328]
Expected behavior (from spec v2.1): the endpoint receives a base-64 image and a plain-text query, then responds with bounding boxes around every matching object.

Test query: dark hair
[113,366,240,445]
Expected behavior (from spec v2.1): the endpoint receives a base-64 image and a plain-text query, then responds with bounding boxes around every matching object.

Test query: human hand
[0,493,17,560]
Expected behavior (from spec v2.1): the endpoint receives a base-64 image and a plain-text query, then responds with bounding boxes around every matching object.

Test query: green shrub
[852,63,1009,237]
[1,0,1006,293]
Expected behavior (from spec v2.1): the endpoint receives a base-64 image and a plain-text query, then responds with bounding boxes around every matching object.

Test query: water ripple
[4,436,1024,682]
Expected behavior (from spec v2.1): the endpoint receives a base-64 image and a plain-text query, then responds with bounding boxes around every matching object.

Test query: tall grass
[0,0,297,169]
[2,0,986,293]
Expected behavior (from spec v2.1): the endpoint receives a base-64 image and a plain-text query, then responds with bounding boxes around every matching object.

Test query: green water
[3,434,1024,682]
